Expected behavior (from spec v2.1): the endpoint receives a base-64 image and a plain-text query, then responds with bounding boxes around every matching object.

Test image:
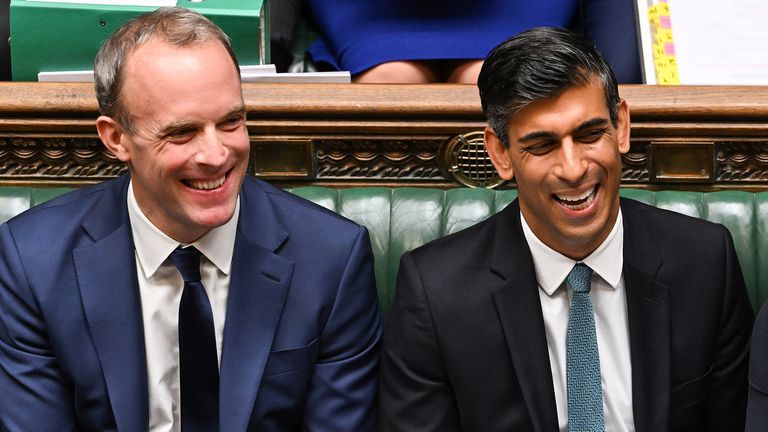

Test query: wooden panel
[0,82,767,190]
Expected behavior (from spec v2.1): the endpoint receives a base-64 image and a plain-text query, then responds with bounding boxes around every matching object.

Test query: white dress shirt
[521,211,634,432]
[127,181,238,432]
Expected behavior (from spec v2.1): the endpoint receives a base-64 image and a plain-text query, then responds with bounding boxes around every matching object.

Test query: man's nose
[554,139,588,183]
[194,128,227,167]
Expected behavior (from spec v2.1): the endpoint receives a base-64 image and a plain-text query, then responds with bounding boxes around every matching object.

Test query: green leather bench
[2,185,767,312]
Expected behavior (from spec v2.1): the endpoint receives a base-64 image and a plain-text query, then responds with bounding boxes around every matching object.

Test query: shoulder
[752,303,768,370]
[4,177,125,237]
[621,197,731,239]
[245,177,361,225]
[240,177,366,242]
[407,204,512,267]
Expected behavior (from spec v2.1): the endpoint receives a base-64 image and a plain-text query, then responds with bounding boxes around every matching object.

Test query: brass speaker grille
[439,131,505,188]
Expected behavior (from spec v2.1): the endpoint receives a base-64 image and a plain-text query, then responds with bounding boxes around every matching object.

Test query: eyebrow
[222,105,247,120]
[574,117,609,132]
[517,117,610,143]
[156,105,247,139]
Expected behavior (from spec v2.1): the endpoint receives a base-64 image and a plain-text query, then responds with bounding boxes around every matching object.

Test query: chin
[194,206,237,230]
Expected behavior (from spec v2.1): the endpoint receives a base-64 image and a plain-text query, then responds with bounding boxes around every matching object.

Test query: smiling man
[380,27,753,431]
[0,7,380,431]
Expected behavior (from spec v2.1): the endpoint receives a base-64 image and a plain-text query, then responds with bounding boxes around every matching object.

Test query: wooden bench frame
[1,82,767,190]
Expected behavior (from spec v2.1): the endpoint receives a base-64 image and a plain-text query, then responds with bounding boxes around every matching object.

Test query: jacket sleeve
[302,225,382,431]
[747,300,768,431]
[706,226,754,431]
[379,252,461,432]
[0,222,78,431]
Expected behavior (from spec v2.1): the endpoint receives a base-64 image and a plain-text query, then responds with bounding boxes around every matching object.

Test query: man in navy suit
[380,27,753,431]
[0,7,380,431]
[748,303,768,430]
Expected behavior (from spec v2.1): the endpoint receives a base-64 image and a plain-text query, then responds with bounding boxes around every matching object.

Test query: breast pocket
[671,367,712,412]
[262,338,319,378]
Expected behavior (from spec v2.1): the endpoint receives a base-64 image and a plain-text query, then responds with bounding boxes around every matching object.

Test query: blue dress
[306,0,579,74]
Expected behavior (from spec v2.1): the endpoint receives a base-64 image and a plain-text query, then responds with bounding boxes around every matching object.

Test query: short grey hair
[94,7,240,132]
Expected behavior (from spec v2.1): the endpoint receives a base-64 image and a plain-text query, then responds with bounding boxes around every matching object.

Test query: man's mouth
[182,174,226,191]
[553,185,598,210]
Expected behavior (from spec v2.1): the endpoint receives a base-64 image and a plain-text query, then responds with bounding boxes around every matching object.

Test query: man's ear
[96,115,131,162]
[484,126,514,180]
[615,99,631,154]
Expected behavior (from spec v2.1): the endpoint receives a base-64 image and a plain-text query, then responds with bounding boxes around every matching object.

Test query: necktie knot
[567,263,593,293]
[169,246,202,283]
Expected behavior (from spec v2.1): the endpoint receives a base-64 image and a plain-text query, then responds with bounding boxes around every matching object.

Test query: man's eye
[166,130,196,143]
[522,142,555,155]
[578,129,607,143]
[221,116,244,130]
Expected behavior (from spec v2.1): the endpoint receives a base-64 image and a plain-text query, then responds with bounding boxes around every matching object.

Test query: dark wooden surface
[1,82,767,189]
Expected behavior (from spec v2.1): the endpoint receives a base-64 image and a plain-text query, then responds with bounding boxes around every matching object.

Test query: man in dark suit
[0,7,380,431]
[748,303,768,430]
[380,27,753,431]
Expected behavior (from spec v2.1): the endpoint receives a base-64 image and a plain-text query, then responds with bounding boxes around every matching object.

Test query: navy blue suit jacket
[0,174,381,431]
[748,301,768,430]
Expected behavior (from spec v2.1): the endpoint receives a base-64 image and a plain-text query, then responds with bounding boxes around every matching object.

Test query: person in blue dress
[299,0,641,84]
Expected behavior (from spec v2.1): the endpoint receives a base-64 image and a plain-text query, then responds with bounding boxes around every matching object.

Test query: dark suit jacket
[0,174,381,431]
[747,301,768,431]
[381,198,753,431]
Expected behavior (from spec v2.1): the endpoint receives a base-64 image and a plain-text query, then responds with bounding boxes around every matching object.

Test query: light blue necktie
[566,263,605,432]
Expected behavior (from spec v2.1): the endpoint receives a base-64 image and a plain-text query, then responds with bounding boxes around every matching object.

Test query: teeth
[185,176,225,190]
[555,186,596,210]
[556,187,595,203]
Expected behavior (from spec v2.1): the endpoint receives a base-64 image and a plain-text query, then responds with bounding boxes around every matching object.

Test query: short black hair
[477,27,620,148]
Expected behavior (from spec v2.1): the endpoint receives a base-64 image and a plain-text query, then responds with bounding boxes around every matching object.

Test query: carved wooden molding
[0,83,767,189]
[717,141,768,182]
[0,135,124,184]
[314,138,443,181]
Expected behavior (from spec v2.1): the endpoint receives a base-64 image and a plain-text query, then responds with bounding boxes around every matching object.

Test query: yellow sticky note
[648,2,679,85]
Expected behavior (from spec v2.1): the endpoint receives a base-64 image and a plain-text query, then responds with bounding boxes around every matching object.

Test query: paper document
[637,0,768,85]
[38,70,94,82]
[37,66,354,84]
[241,71,351,84]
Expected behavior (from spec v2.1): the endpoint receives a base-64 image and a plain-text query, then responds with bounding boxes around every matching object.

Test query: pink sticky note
[660,15,672,29]
[664,42,675,56]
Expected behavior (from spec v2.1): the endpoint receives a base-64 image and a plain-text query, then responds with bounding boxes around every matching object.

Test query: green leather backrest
[618,189,765,311]
[289,187,519,309]
[2,186,766,312]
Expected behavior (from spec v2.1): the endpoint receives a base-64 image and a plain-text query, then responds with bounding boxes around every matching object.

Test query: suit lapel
[219,179,294,431]
[74,176,149,431]
[490,201,559,432]
[622,200,671,432]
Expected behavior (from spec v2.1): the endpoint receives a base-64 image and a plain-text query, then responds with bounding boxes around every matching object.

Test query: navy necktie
[169,246,219,431]
[566,263,605,432]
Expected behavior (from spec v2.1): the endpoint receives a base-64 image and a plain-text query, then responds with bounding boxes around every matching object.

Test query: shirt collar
[521,209,624,296]
[127,180,239,278]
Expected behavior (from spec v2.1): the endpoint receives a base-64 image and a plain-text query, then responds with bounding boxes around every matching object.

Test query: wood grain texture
[0,82,767,189]
[3,82,767,119]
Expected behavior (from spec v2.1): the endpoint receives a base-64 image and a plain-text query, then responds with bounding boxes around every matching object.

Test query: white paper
[37,66,352,84]
[240,64,276,74]
[38,70,94,82]
[635,1,657,84]
[241,71,351,83]
[670,0,768,84]
[637,0,768,85]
